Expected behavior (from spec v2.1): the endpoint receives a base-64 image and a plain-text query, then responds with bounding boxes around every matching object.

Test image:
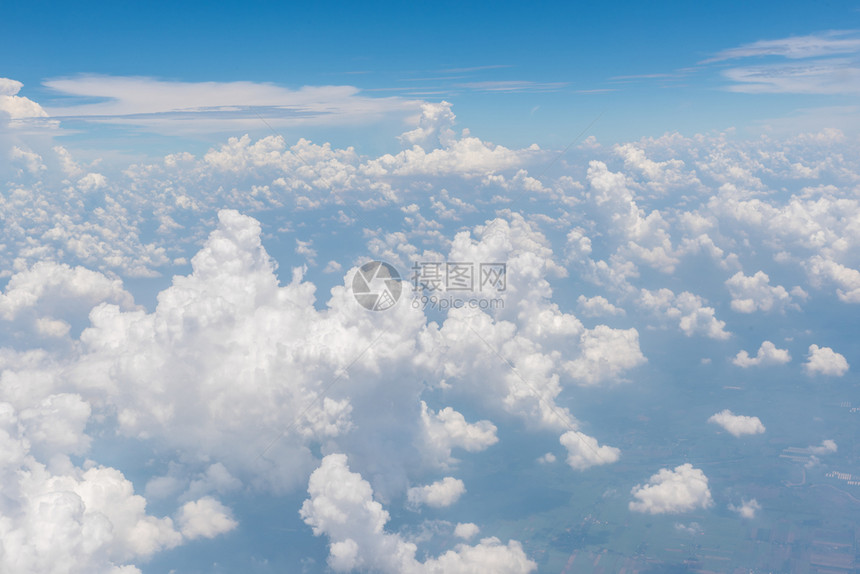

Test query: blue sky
[4,0,860,154]
[3,2,860,573]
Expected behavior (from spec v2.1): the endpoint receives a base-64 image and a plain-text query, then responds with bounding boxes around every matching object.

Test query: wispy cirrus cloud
[724,58,860,94]
[702,30,860,64]
[41,75,422,135]
[455,80,568,92]
[703,31,860,95]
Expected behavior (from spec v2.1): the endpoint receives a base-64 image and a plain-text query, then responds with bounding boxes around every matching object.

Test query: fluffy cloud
[576,294,626,317]
[725,270,798,313]
[406,477,466,508]
[562,325,646,385]
[0,401,180,573]
[708,409,766,437]
[805,256,860,303]
[0,261,136,320]
[453,523,480,540]
[559,430,621,470]
[804,344,849,376]
[808,439,837,455]
[8,87,860,571]
[65,209,428,493]
[629,464,714,515]
[732,341,791,367]
[0,78,49,121]
[300,454,536,573]
[729,498,761,519]
[419,401,498,468]
[638,288,730,339]
[176,497,238,540]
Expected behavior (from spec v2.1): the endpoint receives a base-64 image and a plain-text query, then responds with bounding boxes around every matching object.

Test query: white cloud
[725,270,796,313]
[805,256,860,302]
[300,454,536,573]
[537,452,556,464]
[559,430,621,470]
[808,439,838,455]
[614,142,701,195]
[0,261,136,320]
[0,78,49,121]
[629,464,714,515]
[34,316,72,338]
[638,288,730,340]
[10,146,46,175]
[453,523,480,540]
[724,59,860,95]
[732,341,791,367]
[7,96,860,571]
[804,344,849,376]
[586,160,679,273]
[729,499,761,519]
[367,131,540,177]
[176,497,238,540]
[295,238,317,265]
[42,75,421,135]
[563,325,646,385]
[708,409,766,437]
[576,294,625,317]
[420,402,498,468]
[702,32,860,95]
[703,32,860,63]
[0,400,194,574]
[19,393,92,458]
[399,101,457,148]
[406,477,466,508]
[674,522,703,535]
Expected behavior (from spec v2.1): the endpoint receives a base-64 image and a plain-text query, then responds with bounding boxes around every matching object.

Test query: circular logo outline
[351,260,402,311]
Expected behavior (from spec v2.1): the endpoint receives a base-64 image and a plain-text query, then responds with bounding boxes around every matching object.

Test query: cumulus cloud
[586,160,679,273]
[420,402,498,468]
[576,294,626,317]
[8,92,860,571]
[725,270,797,313]
[629,464,714,515]
[0,403,183,573]
[0,261,136,320]
[559,430,621,470]
[406,477,466,508]
[176,497,238,540]
[638,288,730,339]
[399,101,457,149]
[708,409,766,437]
[537,452,556,464]
[805,256,860,303]
[732,341,791,367]
[300,454,536,573]
[453,523,480,540]
[0,78,49,121]
[804,344,849,376]
[808,439,837,455]
[367,113,541,176]
[729,498,761,519]
[563,325,646,385]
